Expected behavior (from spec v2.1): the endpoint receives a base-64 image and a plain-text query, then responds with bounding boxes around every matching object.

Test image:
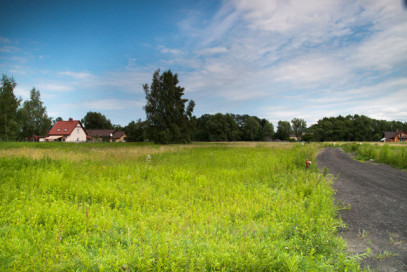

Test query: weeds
[342,143,407,169]
[0,142,361,271]
[357,229,370,240]
[375,251,399,260]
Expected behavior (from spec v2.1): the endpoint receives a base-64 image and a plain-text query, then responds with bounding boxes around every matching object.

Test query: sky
[1,0,407,127]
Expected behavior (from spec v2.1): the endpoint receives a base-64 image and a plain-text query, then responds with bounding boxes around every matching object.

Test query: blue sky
[1,0,406,127]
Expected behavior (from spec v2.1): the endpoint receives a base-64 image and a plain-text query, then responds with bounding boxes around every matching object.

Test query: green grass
[0,143,360,271]
[342,143,407,169]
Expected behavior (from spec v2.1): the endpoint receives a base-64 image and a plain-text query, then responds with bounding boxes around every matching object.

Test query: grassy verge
[342,143,407,169]
[0,143,360,271]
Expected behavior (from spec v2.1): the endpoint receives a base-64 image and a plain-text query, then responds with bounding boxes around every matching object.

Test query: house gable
[383,130,406,142]
[47,119,87,142]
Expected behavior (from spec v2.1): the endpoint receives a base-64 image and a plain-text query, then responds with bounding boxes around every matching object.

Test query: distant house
[382,130,407,142]
[45,118,89,142]
[289,133,299,141]
[86,129,127,142]
[25,135,46,142]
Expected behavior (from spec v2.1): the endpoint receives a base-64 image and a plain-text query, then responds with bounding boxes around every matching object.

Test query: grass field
[0,142,361,271]
[341,143,407,169]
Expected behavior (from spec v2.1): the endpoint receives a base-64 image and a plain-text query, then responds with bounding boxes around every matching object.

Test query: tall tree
[241,116,261,141]
[275,121,291,140]
[291,118,307,140]
[81,112,113,129]
[262,121,274,140]
[0,75,21,140]
[144,69,195,144]
[18,88,51,139]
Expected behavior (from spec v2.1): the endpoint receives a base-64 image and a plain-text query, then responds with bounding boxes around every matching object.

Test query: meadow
[0,142,361,271]
[341,143,407,169]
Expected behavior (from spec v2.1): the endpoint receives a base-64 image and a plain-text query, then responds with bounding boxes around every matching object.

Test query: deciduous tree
[125,119,146,142]
[275,121,291,140]
[81,112,113,130]
[0,75,21,140]
[291,118,307,140]
[144,69,195,144]
[18,88,51,139]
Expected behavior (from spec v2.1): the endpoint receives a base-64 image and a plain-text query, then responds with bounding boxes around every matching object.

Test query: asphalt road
[317,148,407,272]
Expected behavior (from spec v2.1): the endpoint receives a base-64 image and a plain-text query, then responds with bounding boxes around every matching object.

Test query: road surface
[317,148,407,271]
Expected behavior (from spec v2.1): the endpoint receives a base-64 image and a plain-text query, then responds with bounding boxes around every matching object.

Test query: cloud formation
[2,0,406,126]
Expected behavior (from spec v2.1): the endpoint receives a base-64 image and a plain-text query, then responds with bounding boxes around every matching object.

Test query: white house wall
[65,124,87,142]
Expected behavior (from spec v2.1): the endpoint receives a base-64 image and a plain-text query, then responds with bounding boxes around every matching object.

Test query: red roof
[49,119,86,136]
[383,130,405,139]
[113,131,126,139]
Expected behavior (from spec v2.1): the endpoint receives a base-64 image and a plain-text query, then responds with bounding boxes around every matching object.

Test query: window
[57,128,61,132]
[64,128,68,132]
[77,129,79,133]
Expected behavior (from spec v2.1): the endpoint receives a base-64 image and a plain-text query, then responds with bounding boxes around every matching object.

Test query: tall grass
[342,143,407,169]
[0,143,360,271]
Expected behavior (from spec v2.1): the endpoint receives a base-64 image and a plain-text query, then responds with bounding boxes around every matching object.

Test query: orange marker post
[305,159,311,169]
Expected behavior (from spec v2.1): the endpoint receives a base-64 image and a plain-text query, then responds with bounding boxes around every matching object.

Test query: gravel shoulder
[317,148,407,272]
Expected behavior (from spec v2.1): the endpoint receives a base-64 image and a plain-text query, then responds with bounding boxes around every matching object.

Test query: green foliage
[342,143,407,169]
[275,121,291,140]
[144,69,195,144]
[0,74,21,141]
[192,114,274,141]
[81,111,114,130]
[125,119,147,142]
[309,114,406,142]
[17,88,51,139]
[0,143,361,271]
[291,118,307,140]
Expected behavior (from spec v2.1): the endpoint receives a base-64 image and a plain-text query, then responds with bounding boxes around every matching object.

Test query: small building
[382,130,407,142]
[25,135,46,142]
[45,118,89,142]
[112,131,127,142]
[86,129,127,142]
[289,133,299,141]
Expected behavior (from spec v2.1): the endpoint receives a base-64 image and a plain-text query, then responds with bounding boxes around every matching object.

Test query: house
[45,118,89,142]
[112,131,127,142]
[289,133,299,141]
[25,135,46,142]
[86,129,127,142]
[382,130,407,142]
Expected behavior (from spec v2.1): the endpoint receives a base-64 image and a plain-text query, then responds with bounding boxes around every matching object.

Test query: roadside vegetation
[342,143,407,169]
[0,142,361,271]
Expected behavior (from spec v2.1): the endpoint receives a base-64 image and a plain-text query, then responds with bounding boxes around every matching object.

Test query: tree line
[307,115,407,142]
[0,75,51,141]
[1,72,406,143]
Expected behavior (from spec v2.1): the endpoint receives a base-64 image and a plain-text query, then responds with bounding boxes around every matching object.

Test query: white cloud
[271,53,351,88]
[0,36,12,44]
[58,71,93,79]
[14,85,30,100]
[197,46,228,55]
[350,21,407,71]
[82,99,144,111]
[159,45,182,55]
[0,45,19,53]
[37,83,73,92]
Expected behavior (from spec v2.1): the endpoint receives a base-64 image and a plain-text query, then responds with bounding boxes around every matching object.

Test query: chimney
[69,118,73,121]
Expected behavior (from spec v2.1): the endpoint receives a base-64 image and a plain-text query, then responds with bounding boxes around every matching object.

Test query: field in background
[0,142,361,271]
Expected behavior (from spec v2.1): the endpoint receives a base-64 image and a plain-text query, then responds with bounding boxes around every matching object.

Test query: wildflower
[146,154,152,163]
